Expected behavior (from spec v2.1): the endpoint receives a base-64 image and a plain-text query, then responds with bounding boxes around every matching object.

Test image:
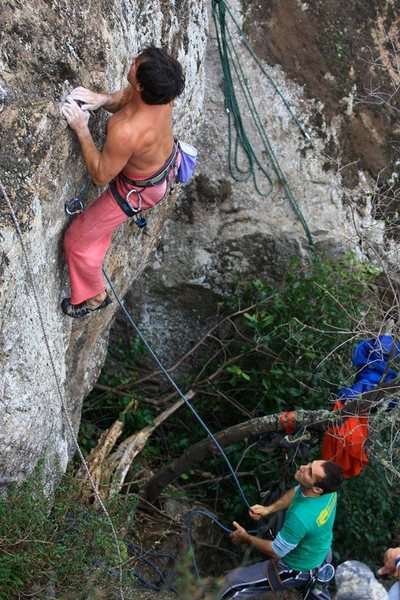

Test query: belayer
[60,46,187,318]
[219,460,343,599]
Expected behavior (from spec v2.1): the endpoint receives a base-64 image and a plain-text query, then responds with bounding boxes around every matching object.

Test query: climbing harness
[120,142,180,188]
[0,179,126,600]
[109,139,197,231]
[211,0,314,248]
[109,140,184,231]
[109,179,146,225]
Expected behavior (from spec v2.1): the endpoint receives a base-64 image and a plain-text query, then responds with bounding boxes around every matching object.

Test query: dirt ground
[242,0,400,205]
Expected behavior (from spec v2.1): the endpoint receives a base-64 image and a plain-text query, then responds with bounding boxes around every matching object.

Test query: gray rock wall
[0,0,207,482]
[127,0,394,368]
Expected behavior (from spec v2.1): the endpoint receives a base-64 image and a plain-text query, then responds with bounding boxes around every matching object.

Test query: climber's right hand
[67,87,111,111]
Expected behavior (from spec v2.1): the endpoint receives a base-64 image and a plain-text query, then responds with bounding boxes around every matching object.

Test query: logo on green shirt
[316,494,336,527]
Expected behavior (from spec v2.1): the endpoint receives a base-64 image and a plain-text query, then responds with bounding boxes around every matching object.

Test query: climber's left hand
[61,99,90,132]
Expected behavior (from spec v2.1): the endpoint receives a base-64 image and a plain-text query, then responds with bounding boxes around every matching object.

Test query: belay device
[303,563,335,599]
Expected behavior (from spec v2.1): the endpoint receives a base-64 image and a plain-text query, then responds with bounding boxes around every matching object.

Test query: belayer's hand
[67,87,110,111]
[249,504,272,521]
[230,522,249,545]
[61,99,90,132]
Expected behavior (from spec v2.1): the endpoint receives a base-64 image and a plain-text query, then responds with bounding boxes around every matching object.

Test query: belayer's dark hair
[316,461,343,494]
[136,46,185,105]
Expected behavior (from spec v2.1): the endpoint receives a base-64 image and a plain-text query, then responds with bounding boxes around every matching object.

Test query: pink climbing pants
[64,174,171,304]
[63,187,128,305]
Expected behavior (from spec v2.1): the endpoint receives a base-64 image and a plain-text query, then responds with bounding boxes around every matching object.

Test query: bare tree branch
[142,380,400,503]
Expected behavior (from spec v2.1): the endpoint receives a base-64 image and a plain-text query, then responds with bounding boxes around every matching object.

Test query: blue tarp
[337,336,399,408]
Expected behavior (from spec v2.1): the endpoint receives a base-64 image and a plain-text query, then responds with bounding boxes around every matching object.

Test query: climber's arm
[67,86,133,113]
[61,99,137,185]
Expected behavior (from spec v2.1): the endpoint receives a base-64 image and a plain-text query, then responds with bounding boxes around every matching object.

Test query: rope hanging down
[0,180,126,600]
[103,269,252,510]
[212,0,314,247]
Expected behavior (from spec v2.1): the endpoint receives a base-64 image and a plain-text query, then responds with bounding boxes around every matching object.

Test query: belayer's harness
[265,559,335,596]
[109,141,180,226]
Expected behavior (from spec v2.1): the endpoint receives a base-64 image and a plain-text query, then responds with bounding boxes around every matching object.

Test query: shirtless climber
[219,460,343,599]
[60,46,185,318]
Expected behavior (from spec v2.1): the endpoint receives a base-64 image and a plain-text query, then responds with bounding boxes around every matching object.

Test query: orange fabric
[322,400,369,479]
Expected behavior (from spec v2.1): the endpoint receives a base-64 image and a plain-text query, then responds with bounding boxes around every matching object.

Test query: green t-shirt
[278,486,337,570]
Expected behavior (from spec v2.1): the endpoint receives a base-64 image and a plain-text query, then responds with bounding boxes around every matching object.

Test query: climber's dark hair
[136,46,185,105]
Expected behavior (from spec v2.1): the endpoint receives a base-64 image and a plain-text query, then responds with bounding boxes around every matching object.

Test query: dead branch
[78,392,196,502]
[107,395,188,497]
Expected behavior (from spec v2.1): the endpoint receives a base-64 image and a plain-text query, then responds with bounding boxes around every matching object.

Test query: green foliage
[0,465,138,599]
[80,253,392,569]
[216,253,374,416]
[334,463,397,568]
[175,550,222,599]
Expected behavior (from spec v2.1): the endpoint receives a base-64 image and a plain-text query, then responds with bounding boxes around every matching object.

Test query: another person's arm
[249,487,296,521]
[378,547,400,578]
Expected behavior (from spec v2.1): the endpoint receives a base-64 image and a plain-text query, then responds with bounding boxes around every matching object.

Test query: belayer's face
[294,460,326,490]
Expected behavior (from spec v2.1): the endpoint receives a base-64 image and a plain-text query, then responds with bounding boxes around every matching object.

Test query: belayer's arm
[249,488,296,521]
[230,522,279,559]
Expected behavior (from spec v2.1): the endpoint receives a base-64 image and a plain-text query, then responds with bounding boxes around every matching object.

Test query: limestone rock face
[0,0,207,482]
[128,0,398,367]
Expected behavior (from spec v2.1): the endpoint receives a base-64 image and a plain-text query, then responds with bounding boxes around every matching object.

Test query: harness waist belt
[265,560,285,592]
[265,560,317,593]
[120,143,179,188]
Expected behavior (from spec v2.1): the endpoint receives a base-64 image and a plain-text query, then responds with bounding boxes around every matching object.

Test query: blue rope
[185,508,261,579]
[127,542,181,596]
[102,269,251,510]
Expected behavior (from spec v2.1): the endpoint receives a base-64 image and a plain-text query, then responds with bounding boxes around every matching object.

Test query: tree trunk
[142,381,400,502]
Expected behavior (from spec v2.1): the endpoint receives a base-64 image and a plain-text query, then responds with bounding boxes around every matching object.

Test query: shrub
[0,465,137,598]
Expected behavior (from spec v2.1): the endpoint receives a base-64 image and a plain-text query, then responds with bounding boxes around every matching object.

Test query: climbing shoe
[61,294,112,318]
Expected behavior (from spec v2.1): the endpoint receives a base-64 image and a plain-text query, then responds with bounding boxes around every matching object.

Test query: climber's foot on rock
[61,293,112,318]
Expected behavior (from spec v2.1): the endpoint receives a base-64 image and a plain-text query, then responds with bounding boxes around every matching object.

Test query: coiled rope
[212,0,314,248]
[0,179,125,600]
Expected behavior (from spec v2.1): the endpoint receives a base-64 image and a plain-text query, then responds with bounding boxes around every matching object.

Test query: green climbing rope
[212,0,314,248]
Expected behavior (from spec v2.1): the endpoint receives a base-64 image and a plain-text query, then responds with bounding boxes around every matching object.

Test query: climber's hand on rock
[61,99,90,132]
[67,87,110,111]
